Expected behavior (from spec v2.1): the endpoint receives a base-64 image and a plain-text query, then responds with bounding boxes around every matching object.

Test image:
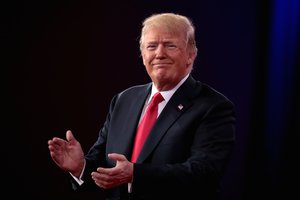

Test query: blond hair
[139,13,197,54]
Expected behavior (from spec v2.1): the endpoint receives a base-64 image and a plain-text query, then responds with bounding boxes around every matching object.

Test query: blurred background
[3,0,299,199]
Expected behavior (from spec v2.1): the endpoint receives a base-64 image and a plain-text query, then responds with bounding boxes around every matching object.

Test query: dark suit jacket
[73,75,236,200]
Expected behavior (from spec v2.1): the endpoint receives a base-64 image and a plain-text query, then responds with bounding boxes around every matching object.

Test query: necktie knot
[151,92,164,106]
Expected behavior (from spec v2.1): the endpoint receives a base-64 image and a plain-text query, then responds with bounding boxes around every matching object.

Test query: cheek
[142,54,152,65]
[142,56,147,66]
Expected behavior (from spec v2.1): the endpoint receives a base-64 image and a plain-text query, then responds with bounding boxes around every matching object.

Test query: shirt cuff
[69,159,86,185]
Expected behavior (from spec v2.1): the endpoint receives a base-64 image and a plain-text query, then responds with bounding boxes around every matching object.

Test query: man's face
[141,28,195,91]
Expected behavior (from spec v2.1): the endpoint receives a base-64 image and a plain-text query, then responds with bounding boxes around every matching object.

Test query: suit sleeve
[69,94,120,191]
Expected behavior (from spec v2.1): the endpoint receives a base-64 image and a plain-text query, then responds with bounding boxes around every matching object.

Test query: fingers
[48,130,76,149]
[92,168,126,189]
[48,132,70,162]
[107,153,127,162]
[91,153,133,189]
[48,137,65,146]
[91,154,124,188]
[91,171,120,189]
[48,138,64,161]
[97,166,116,176]
[66,130,76,142]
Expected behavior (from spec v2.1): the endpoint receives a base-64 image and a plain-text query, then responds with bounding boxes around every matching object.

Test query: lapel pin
[178,104,184,110]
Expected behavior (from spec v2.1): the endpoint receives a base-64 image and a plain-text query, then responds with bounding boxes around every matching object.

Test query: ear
[188,51,197,65]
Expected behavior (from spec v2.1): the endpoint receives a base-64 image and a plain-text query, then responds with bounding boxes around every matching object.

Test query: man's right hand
[48,130,85,177]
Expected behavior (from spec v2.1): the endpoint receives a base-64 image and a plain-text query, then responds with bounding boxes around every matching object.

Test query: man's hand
[48,130,85,177]
[91,153,134,189]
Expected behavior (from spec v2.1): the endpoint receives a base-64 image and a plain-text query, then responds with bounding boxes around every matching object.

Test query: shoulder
[201,83,232,103]
[117,83,151,98]
[186,76,233,105]
[109,83,151,105]
[190,80,235,111]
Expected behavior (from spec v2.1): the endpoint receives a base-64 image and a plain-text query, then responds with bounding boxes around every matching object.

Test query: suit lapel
[137,76,201,163]
[114,84,152,158]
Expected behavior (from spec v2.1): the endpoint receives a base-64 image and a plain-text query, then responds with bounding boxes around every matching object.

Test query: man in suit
[48,13,236,200]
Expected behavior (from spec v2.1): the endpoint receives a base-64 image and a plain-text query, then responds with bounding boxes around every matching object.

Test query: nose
[155,45,166,58]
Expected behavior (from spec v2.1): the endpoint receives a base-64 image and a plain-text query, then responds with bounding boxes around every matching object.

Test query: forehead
[143,28,185,43]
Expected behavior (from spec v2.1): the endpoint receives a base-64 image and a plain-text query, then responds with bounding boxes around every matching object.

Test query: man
[48,13,236,200]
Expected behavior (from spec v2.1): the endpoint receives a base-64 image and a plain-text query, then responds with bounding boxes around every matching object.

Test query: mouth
[152,63,171,68]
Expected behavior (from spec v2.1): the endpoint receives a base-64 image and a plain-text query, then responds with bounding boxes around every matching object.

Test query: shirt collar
[148,74,189,104]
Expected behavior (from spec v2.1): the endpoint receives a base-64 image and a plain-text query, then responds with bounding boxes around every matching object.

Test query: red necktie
[131,92,164,163]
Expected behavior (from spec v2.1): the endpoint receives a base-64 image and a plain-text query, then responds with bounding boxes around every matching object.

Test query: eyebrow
[145,40,180,45]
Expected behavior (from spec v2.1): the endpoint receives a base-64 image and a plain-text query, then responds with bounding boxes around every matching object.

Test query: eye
[146,44,157,51]
[165,43,177,50]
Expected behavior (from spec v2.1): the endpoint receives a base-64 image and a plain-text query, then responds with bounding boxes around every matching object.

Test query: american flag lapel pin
[178,104,184,110]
